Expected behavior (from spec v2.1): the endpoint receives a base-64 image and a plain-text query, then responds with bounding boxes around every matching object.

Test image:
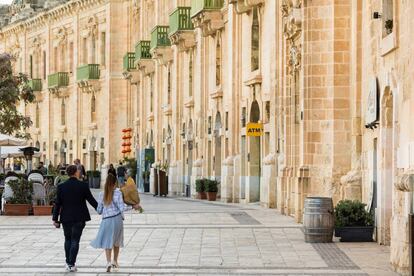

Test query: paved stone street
[0,193,399,275]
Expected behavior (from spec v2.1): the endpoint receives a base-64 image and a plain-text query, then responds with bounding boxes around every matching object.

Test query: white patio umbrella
[0,134,27,173]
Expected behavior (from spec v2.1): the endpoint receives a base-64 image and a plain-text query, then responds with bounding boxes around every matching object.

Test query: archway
[248,100,261,202]
[214,112,222,182]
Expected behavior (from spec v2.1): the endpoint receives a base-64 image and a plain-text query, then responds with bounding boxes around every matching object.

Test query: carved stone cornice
[191,10,224,37]
[137,59,155,75]
[162,104,172,116]
[48,87,70,98]
[150,47,173,66]
[123,70,140,84]
[169,31,196,52]
[395,171,414,192]
[77,80,101,94]
[230,0,265,14]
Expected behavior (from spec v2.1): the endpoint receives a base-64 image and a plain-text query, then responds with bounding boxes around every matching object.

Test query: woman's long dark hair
[103,174,117,206]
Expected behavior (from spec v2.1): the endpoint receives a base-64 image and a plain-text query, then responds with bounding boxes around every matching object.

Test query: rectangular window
[100,32,106,66]
[29,55,33,78]
[136,83,140,117]
[53,47,58,72]
[83,37,88,64]
[264,132,270,155]
[382,0,394,36]
[69,42,74,73]
[225,112,229,131]
[43,51,46,80]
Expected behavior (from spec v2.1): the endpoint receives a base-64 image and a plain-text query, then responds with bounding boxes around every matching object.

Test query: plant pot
[197,192,207,200]
[207,192,217,201]
[337,226,374,242]
[92,177,100,189]
[334,227,342,237]
[33,205,53,216]
[4,204,31,216]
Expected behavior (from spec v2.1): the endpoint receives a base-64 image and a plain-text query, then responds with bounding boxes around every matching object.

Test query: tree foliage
[0,53,35,138]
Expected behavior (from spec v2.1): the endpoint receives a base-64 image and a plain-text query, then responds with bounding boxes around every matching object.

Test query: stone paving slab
[0,194,398,275]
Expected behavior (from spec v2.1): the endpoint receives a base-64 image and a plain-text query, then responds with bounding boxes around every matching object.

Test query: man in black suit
[52,165,98,272]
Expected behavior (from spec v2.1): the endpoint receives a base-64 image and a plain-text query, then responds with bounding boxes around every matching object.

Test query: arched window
[43,142,46,152]
[35,103,40,128]
[189,50,193,96]
[69,140,73,150]
[251,7,260,71]
[215,35,221,86]
[91,94,96,122]
[91,35,96,64]
[167,65,172,104]
[61,99,66,125]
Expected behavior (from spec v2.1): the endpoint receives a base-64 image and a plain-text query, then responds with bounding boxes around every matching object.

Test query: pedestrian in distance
[108,163,117,178]
[90,174,140,272]
[116,162,126,187]
[52,165,98,272]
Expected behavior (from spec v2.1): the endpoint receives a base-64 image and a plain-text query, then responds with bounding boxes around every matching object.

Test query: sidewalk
[0,193,400,275]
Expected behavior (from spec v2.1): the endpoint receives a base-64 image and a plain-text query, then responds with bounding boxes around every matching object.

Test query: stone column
[221,156,234,203]
[261,153,277,208]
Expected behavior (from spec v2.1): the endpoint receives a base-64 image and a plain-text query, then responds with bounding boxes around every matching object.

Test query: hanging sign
[246,122,263,137]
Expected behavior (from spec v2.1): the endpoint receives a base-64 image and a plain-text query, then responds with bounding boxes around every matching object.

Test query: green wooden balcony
[28,79,42,91]
[150,26,171,50]
[191,0,224,18]
[48,72,69,88]
[135,40,152,62]
[76,64,100,81]
[123,52,136,71]
[169,7,194,35]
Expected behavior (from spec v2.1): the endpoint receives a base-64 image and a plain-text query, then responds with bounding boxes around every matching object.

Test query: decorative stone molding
[184,97,194,108]
[169,32,196,52]
[53,26,71,46]
[297,166,309,178]
[49,87,70,98]
[77,80,101,94]
[210,87,223,99]
[88,123,97,130]
[162,104,172,116]
[58,125,67,133]
[137,60,155,75]
[147,113,154,122]
[223,156,234,166]
[33,128,41,135]
[192,10,224,37]
[193,159,203,168]
[230,0,265,14]
[395,171,414,192]
[151,47,173,66]
[34,91,44,102]
[123,70,140,84]
[263,153,276,165]
[287,43,301,75]
[244,72,262,86]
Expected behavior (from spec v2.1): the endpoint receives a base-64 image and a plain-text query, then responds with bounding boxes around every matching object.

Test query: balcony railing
[28,79,42,91]
[123,52,136,71]
[150,26,171,50]
[169,7,194,35]
[191,0,224,17]
[76,64,100,81]
[48,72,69,88]
[135,40,152,62]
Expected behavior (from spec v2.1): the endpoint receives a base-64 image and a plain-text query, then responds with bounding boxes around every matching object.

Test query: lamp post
[19,146,39,174]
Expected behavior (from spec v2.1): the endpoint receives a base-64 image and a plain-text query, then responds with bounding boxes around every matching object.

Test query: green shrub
[92,170,101,177]
[334,200,373,227]
[7,178,33,204]
[195,179,206,193]
[205,179,219,193]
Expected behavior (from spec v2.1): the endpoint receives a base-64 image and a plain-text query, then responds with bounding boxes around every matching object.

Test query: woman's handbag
[120,183,140,205]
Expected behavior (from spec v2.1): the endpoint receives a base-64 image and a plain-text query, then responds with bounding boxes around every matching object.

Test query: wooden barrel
[303,197,334,243]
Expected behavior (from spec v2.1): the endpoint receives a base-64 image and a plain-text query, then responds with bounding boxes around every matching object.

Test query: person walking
[52,165,98,272]
[116,162,126,186]
[108,164,117,178]
[90,174,138,272]
[74,159,86,180]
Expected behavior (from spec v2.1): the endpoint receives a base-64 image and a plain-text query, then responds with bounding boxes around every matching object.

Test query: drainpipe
[410,191,413,275]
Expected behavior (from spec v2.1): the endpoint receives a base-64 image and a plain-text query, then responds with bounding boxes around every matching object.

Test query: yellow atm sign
[246,122,263,137]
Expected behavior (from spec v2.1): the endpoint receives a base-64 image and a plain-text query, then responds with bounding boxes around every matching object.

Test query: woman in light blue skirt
[91,174,138,272]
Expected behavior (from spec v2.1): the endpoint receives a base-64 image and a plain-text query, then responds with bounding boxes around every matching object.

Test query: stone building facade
[0,0,413,274]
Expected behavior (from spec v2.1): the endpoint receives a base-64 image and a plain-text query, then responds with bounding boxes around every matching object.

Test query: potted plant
[205,179,219,201]
[334,199,374,242]
[91,170,101,189]
[33,182,56,216]
[4,178,33,216]
[195,179,207,200]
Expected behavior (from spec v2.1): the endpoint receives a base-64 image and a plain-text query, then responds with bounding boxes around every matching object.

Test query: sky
[0,0,12,5]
